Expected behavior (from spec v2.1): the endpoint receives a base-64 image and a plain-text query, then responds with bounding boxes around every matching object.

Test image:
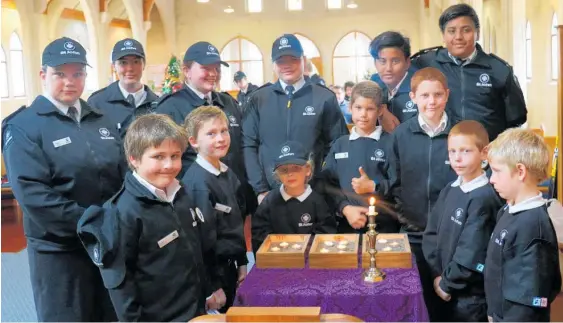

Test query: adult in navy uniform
[233,71,258,113]
[410,3,527,141]
[1,37,124,322]
[370,31,418,129]
[156,42,256,214]
[242,34,348,204]
[87,38,158,138]
[304,60,326,86]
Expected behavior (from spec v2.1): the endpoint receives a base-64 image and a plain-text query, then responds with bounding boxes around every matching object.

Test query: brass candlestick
[363,197,386,282]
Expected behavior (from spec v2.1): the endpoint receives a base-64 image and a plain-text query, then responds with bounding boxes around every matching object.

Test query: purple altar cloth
[234,259,429,322]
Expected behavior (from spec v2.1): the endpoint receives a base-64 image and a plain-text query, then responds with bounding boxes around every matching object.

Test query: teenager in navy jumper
[485,128,561,322]
[182,106,247,312]
[251,141,337,253]
[77,114,224,322]
[389,67,457,321]
[320,81,400,233]
[423,120,503,321]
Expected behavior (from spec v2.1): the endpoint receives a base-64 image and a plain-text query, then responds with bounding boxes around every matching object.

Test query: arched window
[551,13,558,80]
[332,31,372,86]
[9,32,25,97]
[1,46,8,98]
[294,33,322,76]
[220,37,263,91]
[525,21,532,79]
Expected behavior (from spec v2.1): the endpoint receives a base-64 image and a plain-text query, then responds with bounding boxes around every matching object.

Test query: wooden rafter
[99,0,108,12]
[1,0,16,9]
[61,7,130,29]
[424,0,429,9]
[143,0,155,21]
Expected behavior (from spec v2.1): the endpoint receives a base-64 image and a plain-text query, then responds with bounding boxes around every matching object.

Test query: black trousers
[443,295,488,322]
[218,260,239,313]
[27,246,116,322]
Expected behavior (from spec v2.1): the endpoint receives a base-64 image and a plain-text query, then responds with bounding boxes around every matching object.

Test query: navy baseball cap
[233,71,246,82]
[42,37,90,67]
[112,38,145,62]
[183,41,229,67]
[271,34,304,62]
[275,141,309,169]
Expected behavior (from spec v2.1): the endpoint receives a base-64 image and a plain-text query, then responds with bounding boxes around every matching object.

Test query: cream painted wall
[1,8,26,118]
[524,0,559,135]
[145,0,420,86]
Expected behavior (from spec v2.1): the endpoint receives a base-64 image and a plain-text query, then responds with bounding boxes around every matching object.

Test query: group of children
[78,66,561,322]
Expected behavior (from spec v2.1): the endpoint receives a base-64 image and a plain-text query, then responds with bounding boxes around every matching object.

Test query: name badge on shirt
[335,152,349,159]
[53,137,71,148]
[214,203,232,214]
[157,230,179,248]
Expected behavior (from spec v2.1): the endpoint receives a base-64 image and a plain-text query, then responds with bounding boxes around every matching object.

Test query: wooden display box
[256,234,311,268]
[309,234,359,269]
[226,307,321,322]
[362,233,412,268]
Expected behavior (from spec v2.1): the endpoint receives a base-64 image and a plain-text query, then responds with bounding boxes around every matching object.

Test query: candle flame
[369,197,376,206]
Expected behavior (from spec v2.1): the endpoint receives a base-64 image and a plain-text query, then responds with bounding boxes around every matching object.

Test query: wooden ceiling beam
[143,0,155,21]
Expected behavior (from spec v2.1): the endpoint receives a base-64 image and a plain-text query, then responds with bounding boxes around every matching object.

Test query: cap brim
[275,159,307,169]
[113,51,145,62]
[273,50,302,62]
[47,57,91,68]
[193,56,229,67]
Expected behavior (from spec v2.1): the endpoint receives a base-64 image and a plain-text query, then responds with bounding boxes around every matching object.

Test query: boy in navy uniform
[370,31,418,128]
[182,106,247,312]
[234,71,258,112]
[485,128,561,322]
[422,120,503,321]
[252,141,337,252]
[411,3,527,141]
[242,34,348,205]
[1,37,124,322]
[78,114,224,322]
[88,38,158,138]
[321,81,399,233]
[389,67,457,321]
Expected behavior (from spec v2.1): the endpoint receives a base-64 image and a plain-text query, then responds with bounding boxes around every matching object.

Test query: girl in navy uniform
[422,120,503,321]
[251,141,337,252]
[1,37,124,322]
[182,106,247,313]
[78,114,223,322]
[485,128,561,322]
[320,81,399,234]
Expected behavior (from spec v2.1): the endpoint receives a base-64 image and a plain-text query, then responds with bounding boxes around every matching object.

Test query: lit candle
[369,197,376,215]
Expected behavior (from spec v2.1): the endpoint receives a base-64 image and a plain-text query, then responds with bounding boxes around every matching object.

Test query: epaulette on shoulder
[254,82,273,92]
[410,46,443,59]
[489,53,512,67]
[2,105,27,126]
[311,81,332,92]
[88,88,105,99]
[156,91,177,105]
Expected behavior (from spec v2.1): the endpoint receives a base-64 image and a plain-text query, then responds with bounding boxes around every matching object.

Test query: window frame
[331,30,372,85]
[219,36,264,91]
[1,46,9,99]
[9,32,25,97]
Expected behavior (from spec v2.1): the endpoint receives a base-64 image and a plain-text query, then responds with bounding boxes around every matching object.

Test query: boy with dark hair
[423,120,503,321]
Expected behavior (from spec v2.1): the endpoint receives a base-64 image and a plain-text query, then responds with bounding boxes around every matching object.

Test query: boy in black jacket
[252,141,337,252]
[77,114,224,322]
[320,80,399,233]
[423,120,503,321]
[389,67,457,321]
[485,128,561,322]
[182,106,248,312]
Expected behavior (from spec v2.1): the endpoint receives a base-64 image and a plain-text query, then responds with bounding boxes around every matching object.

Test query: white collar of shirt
[280,184,312,202]
[118,82,147,108]
[448,48,478,66]
[43,93,81,117]
[349,126,383,141]
[195,154,228,176]
[132,171,182,203]
[186,82,212,102]
[388,71,409,99]
[508,193,546,214]
[450,172,489,193]
[418,113,448,137]
[279,77,306,94]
